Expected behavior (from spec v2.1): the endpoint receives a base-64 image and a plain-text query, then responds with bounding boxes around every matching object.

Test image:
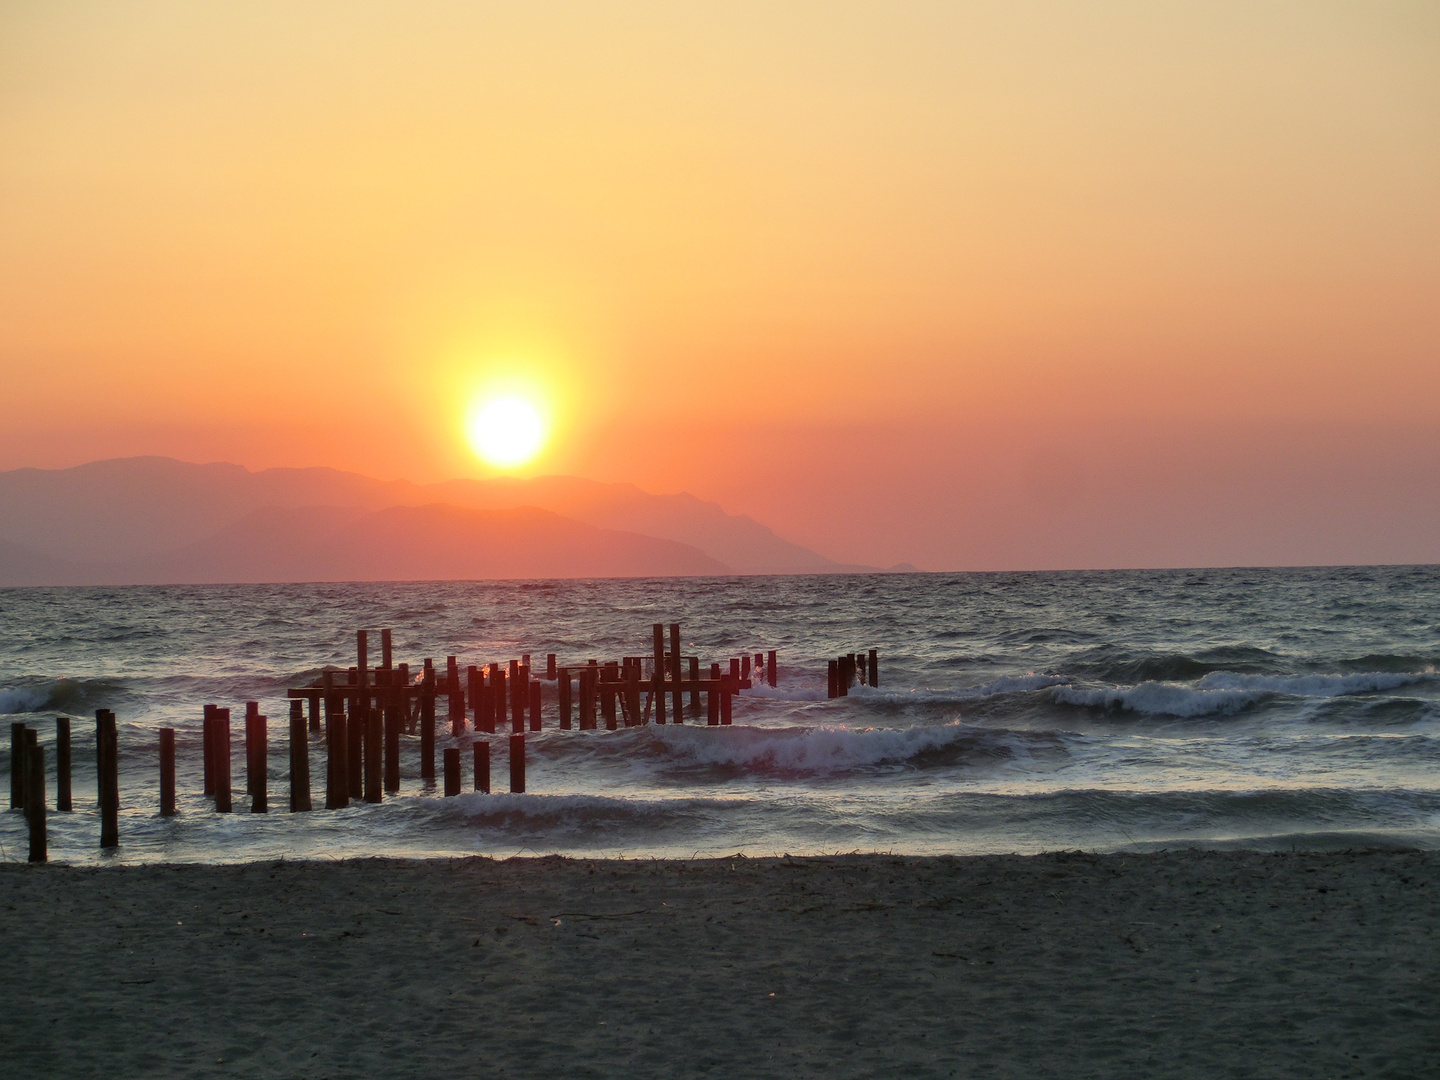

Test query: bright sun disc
[467,397,544,467]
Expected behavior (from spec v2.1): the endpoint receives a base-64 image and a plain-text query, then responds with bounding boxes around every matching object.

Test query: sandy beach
[1,848,1435,1078]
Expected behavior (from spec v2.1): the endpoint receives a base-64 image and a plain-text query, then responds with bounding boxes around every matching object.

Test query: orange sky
[2,2,1437,569]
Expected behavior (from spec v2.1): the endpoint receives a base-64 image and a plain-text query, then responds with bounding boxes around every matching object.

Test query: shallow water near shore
[2,567,1438,863]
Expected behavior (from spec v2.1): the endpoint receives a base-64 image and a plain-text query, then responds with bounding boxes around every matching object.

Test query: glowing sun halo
[467,397,545,467]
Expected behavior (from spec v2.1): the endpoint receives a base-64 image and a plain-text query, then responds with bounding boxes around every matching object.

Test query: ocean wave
[1051,683,1268,718]
[848,674,1071,706]
[1195,671,1432,697]
[0,677,127,715]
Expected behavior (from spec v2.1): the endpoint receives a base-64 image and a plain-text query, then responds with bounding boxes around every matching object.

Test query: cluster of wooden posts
[828,649,879,697]
[7,622,852,863]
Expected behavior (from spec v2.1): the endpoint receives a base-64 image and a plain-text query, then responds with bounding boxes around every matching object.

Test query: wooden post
[688,656,700,717]
[626,662,642,726]
[558,668,572,729]
[203,704,216,795]
[601,663,617,730]
[213,708,232,813]
[546,653,557,680]
[828,660,839,698]
[742,655,751,681]
[443,747,460,796]
[467,666,479,729]
[529,679,542,732]
[364,705,382,803]
[652,624,667,725]
[381,627,392,671]
[509,733,525,793]
[289,701,311,813]
[249,714,268,813]
[669,624,684,724]
[159,727,176,817]
[384,690,401,793]
[26,741,45,863]
[768,650,777,688]
[720,678,733,725]
[730,657,741,680]
[244,701,259,796]
[308,693,320,734]
[97,709,120,842]
[326,694,348,809]
[474,740,490,793]
[839,656,851,697]
[581,663,597,730]
[10,721,25,808]
[55,716,72,812]
[493,669,508,735]
[868,649,878,689]
[708,681,720,725]
[358,629,370,686]
[512,667,528,734]
[421,660,436,780]
[347,700,364,800]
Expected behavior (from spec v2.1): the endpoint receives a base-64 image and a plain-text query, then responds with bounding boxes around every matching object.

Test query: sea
[2,567,1438,864]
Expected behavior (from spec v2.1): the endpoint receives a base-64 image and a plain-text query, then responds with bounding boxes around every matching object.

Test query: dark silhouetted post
[214,708,232,814]
[602,663,617,730]
[159,727,176,817]
[97,709,120,843]
[708,681,720,725]
[308,692,321,735]
[364,706,382,803]
[626,662,643,726]
[421,660,436,780]
[868,649,878,688]
[768,651,777,688]
[249,713,268,813]
[546,653,557,680]
[493,668,507,735]
[289,701,311,812]
[720,678,733,725]
[56,716,72,812]
[730,657,741,680]
[529,679,542,732]
[688,656,700,717]
[828,660,839,698]
[580,663,597,730]
[742,655,751,681]
[558,668,572,729]
[509,733,525,793]
[203,704,216,796]
[839,656,851,697]
[443,747,460,796]
[347,700,364,800]
[381,627,392,671]
[244,701,260,797]
[26,741,45,862]
[669,624,683,724]
[652,624,667,725]
[474,739,490,793]
[384,692,400,794]
[512,667,528,734]
[326,693,348,809]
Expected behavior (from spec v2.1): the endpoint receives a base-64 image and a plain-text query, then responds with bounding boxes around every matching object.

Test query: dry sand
[1,849,1436,1078]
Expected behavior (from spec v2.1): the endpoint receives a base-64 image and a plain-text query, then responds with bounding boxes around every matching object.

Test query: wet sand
[1,849,1436,1078]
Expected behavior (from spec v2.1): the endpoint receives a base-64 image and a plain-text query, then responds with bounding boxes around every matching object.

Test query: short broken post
[509,733,525,793]
[443,747,460,797]
[159,727,176,817]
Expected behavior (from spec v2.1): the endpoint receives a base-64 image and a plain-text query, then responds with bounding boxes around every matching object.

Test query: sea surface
[2,567,1438,864]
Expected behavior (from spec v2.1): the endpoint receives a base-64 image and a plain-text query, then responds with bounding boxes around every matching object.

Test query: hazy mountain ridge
[0,457,866,585]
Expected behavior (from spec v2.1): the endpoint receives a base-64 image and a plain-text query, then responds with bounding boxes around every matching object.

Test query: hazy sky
[2,2,1437,569]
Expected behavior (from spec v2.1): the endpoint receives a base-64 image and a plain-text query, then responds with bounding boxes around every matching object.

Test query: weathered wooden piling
[421,660,436,780]
[289,700,311,813]
[213,708,232,813]
[159,727,176,817]
[326,693,349,809]
[652,624,667,725]
[474,739,490,793]
[443,746,460,796]
[243,701,260,796]
[768,651,777,688]
[742,655,751,681]
[97,708,120,842]
[381,627,392,671]
[669,624,684,724]
[868,649,879,688]
[384,691,400,794]
[512,667,528,734]
[546,653,557,680]
[688,656,700,716]
[10,721,25,808]
[558,668,572,729]
[580,663,597,730]
[828,659,839,698]
[509,733,525,793]
[602,663,617,730]
[493,668,507,734]
[364,706,383,803]
[626,661,643,726]
[308,691,321,734]
[26,740,45,863]
[203,704,216,795]
[248,713,268,813]
[55,716,72,812]
[720,677,733,725]
[529,679,542,732]
[347,701,364,800]
[708,681,720,725]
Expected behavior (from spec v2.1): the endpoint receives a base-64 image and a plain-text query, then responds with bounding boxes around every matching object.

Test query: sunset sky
[2,2,1437,570]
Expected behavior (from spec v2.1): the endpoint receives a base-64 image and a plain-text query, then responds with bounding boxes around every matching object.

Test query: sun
[466,396,545,468]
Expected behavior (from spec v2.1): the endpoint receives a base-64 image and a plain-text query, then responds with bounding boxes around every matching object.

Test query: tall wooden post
[868,649,878,689]
[203,704,216,796]
[55,716,72,812]
[669,624,684,724]
[326,694,348,809]
[688,656,700,717]
[493,669,507,735]
[289,700,311,812]
[828,660,839,698]
[652,624,667,725]
[214,708,232,813]
[546,653,557,680]
[26,741,45,863]
[159,727,176,817]
[509,733,525,793]
[558,668,572,729]
[384,691,400,794]
[529,679,542,732]
[421,660,436,781]
[10,721,25,808]
[364,706,383,803]
[97,709,120,843]
[244,701,260,796]
[474,739,490,793]
[381,628,392,671]
[581,663,598,730]
[720,678,733,725]
[443,747,460,796]
[511,668,528,735]
[249,714,268,813]
[708,682,720,725]
[768,650,777,688]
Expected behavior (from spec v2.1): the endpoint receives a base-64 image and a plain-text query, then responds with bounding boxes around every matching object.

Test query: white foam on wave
[847,674,1070,705]
[1197,671,1431,697]
[1052,683,1267,718]
[0,686,55,714]
[645,721,982,774]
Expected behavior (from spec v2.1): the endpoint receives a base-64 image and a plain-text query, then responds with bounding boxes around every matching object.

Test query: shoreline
[3,848,1437,1077]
